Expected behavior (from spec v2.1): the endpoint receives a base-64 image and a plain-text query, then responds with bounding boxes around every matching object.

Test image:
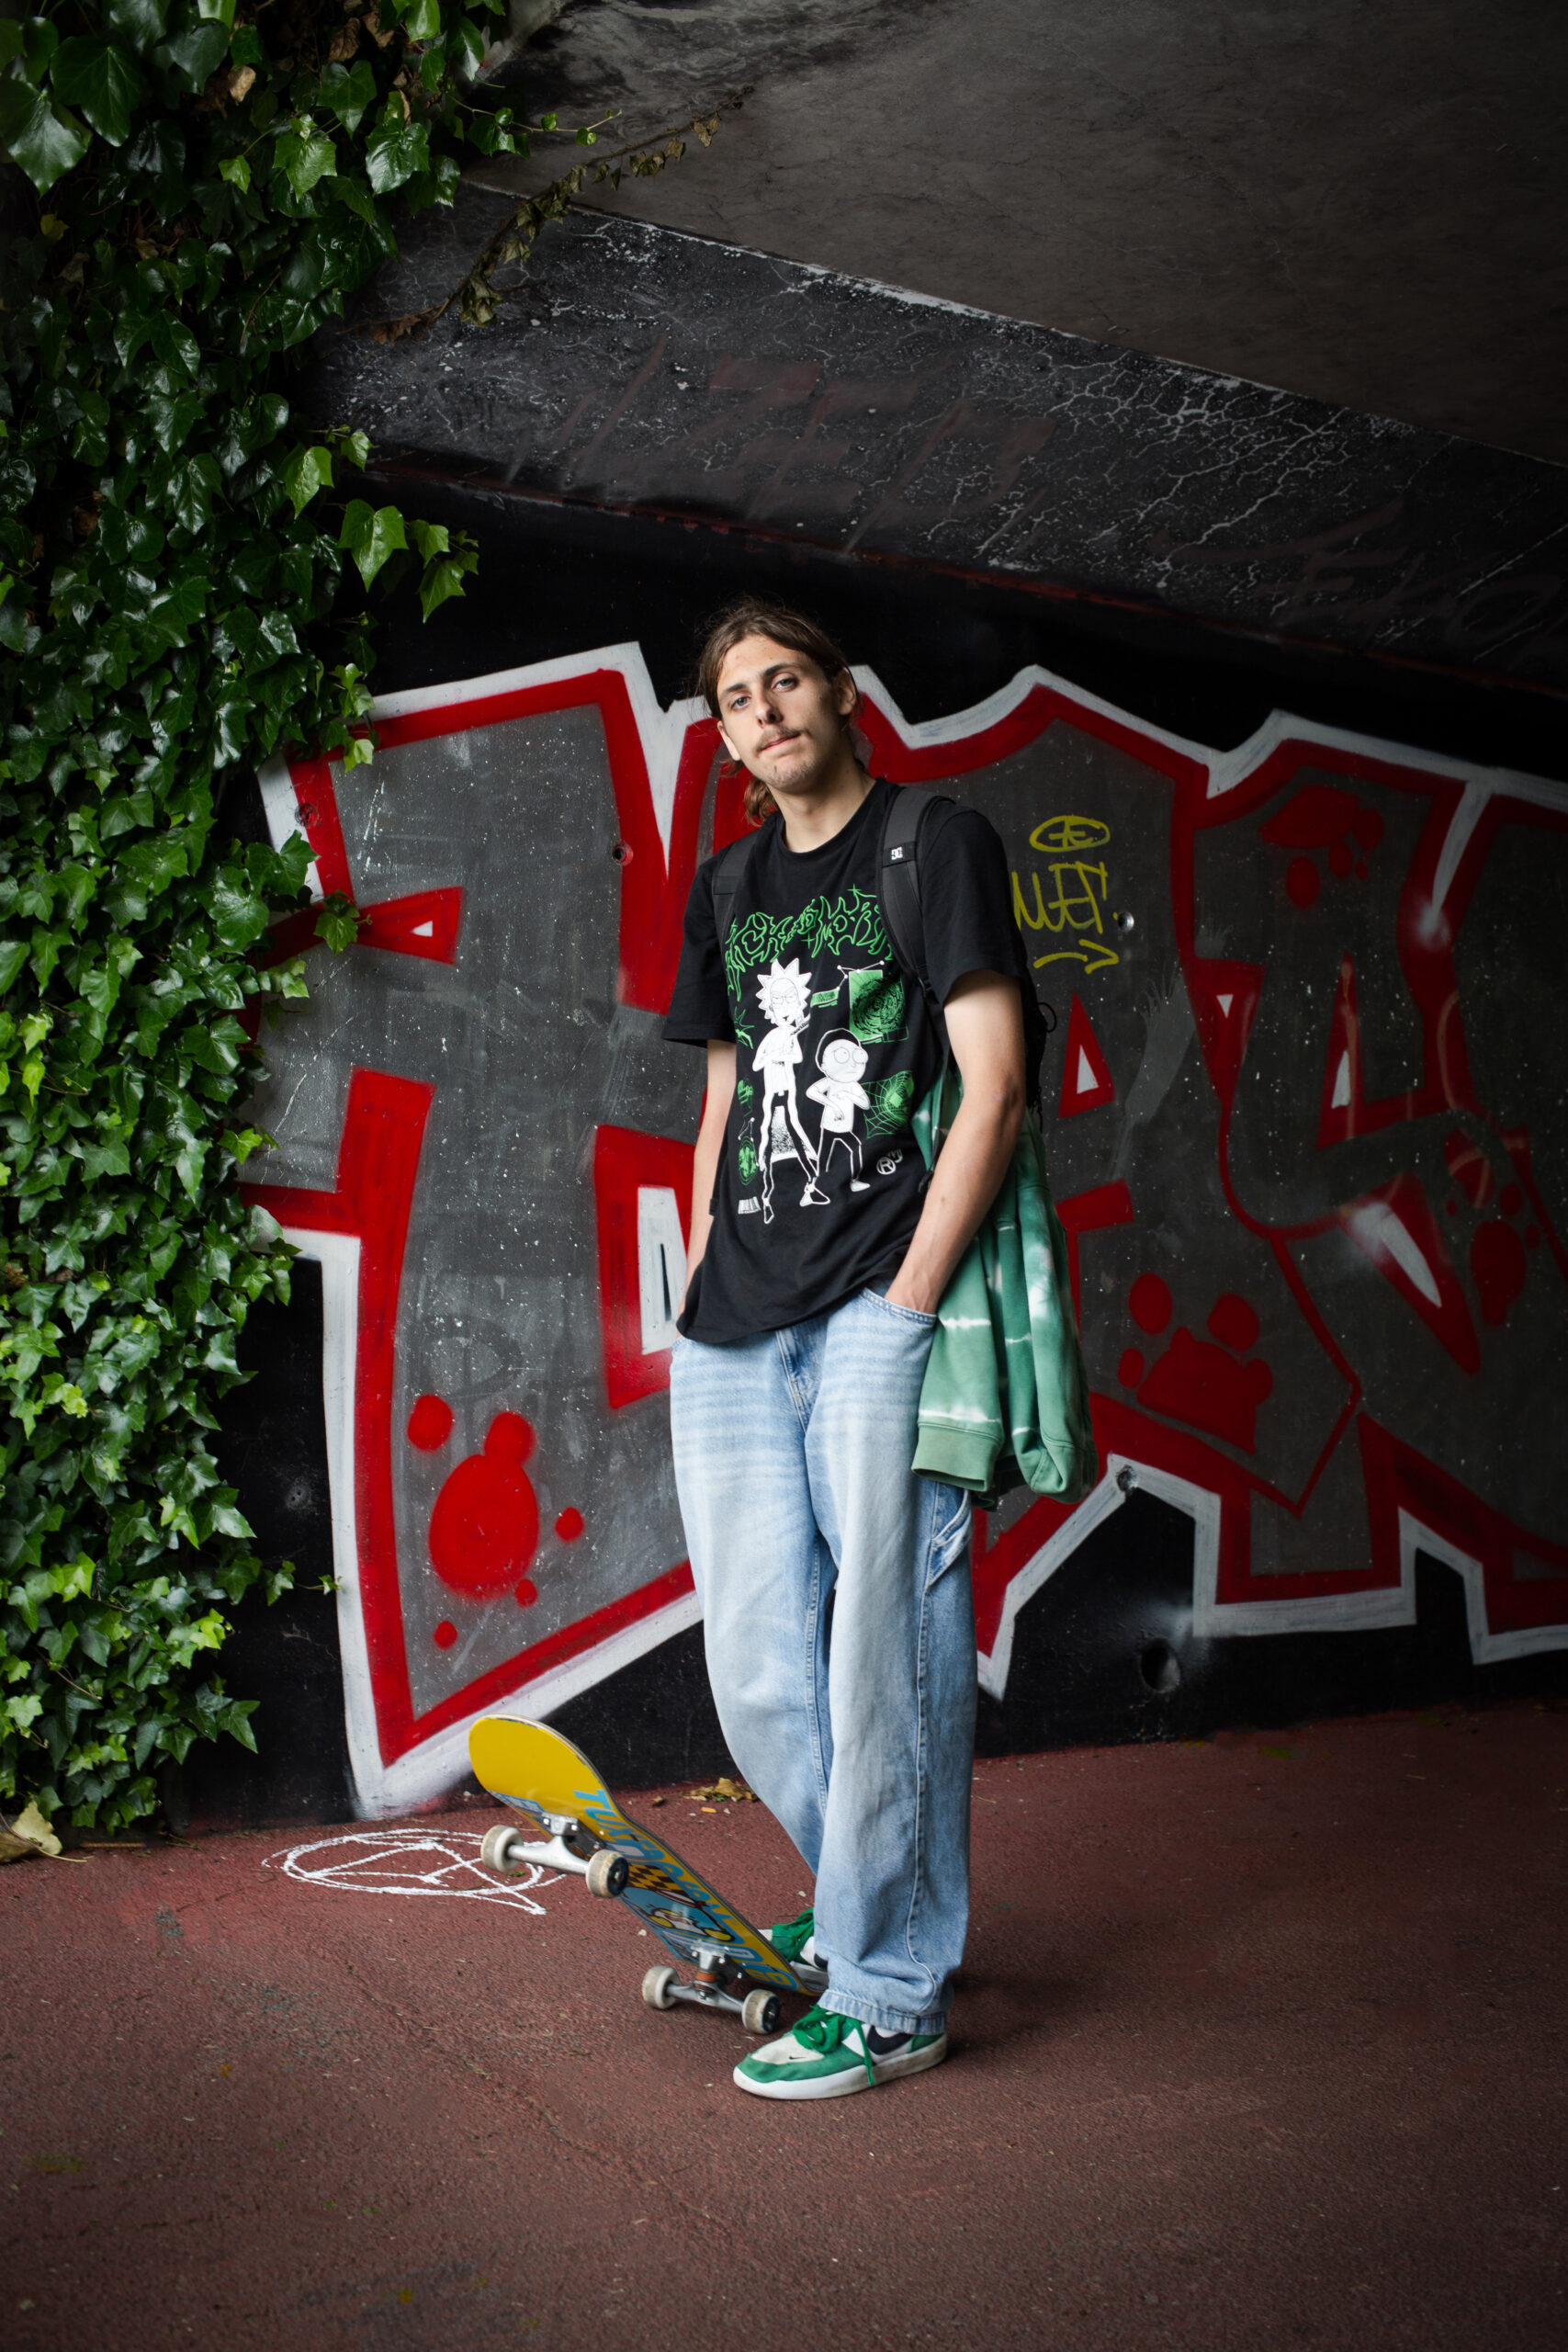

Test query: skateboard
[469,1716,826,2034]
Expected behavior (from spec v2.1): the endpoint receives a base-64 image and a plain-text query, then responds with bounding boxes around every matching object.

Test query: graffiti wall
[230,548,1568,1815]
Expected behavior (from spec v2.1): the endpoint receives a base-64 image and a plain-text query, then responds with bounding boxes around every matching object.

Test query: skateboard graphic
[469,1716,825,2033]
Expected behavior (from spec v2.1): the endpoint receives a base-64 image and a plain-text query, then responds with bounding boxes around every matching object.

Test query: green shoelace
[790,2004,876,2089]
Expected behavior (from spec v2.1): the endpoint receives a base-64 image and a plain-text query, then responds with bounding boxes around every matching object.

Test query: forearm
[886,1080,1023,1316]
[682,1040,736,1308]
[684,1122,722,1293]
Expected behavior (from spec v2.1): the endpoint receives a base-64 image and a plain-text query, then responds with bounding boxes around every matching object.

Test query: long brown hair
[694,598,859,827]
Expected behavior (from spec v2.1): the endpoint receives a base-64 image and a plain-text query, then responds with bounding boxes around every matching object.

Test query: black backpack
[708,787,1051,1116]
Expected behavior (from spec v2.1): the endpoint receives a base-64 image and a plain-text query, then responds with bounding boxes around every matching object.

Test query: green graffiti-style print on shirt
[726,887,892,1046]
[863,1071,917,1136]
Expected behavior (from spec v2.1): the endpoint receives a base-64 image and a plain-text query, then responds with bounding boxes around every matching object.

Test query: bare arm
[884,971,1026,1317]
[683,1039,737,1310]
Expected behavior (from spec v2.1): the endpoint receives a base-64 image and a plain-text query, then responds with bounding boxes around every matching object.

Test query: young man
[663,599,1031,2100]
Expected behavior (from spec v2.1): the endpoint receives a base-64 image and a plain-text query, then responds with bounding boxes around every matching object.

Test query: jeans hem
[818,1989,948,2038]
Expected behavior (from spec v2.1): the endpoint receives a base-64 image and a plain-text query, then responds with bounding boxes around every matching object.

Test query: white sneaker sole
[732,2035,947,2102]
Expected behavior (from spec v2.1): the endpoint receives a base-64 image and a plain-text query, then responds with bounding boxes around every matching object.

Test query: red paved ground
[4,1699,1566,2352]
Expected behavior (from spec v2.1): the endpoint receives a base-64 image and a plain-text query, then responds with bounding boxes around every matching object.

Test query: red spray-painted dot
[1129,1272,1173,1336]
[427,1413,540,1600]
[407,1393,455,1452]
[434,1620,457,1650]
[1206,1293,1259,1354]
[1355,858,1369,880]
[1286,856,1320,910]
[514,1578,538,1608]
[1327,840,1353,879]
[1117,1348,1145,1390]
[555,1507,585,1542]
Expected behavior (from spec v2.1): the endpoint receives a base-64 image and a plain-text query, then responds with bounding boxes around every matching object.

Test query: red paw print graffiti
[1117,1274,1275,1453]
[1261,781,1384,910]
[405,1396,586,1648]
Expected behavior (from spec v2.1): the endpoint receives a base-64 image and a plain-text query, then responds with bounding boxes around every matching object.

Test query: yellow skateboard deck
[469,1716,798,1995]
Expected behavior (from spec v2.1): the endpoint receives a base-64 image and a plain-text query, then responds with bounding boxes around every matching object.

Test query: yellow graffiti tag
[1011,857,1121,976]
[1029,813,1111,854]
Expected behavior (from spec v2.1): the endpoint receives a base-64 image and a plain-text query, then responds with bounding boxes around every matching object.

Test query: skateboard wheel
[642,1965,678,2011]
[479,1825,523,1873]
[741,1990,781,2035]
[586,1849,629,1899]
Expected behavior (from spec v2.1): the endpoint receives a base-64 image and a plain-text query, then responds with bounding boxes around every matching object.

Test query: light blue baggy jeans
[670,1286,976,2037]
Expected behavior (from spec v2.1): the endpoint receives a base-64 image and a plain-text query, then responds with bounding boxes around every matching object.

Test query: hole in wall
[1138,1640,1181,1695]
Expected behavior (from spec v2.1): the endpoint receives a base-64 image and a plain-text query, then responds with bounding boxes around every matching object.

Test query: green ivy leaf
[157,20,230,94]
[107,0,174,49]
[279,444,333,516]
[20,17,61,79]
[0,82,92,194]
[418,539,479,620]
[319,61,378,136]
[313,894,363,954]
[195,0,236,27]
[274,113,336,199]
[206,870,272,951]
[403,0,443,37]
[51,37,147,148]
[218,153,250,193]
[365,98,430,194]
[338,499,407,588]
[167,453,220,535]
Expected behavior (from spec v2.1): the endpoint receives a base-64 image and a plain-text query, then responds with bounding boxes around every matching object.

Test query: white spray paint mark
[265,1826,559,1912]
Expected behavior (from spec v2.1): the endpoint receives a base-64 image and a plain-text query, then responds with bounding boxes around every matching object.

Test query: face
[715,633,857,798]
[820,1036,866,1080]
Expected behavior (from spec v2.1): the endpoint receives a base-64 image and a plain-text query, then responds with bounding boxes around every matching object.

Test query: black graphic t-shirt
[664,778,1026,1344]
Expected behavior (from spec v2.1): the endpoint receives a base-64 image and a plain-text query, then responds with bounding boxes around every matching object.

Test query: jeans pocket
[862,1285,937,1330]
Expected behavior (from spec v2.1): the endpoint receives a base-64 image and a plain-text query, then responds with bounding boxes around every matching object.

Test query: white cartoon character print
[752,957,827,1220]
[806,1030,872,1194]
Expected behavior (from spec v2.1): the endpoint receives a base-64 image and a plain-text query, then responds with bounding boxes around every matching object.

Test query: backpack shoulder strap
[878,786,947,990]
[708,828,760,945]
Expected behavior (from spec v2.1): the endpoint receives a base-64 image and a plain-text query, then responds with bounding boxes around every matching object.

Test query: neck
[770,741,874,853]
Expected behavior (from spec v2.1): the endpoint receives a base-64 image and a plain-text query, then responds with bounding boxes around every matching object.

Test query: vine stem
[346,87,750,344]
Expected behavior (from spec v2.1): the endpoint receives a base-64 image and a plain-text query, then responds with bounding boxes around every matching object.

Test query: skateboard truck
[641,1940,783,2037]
[480,1815,629,1900]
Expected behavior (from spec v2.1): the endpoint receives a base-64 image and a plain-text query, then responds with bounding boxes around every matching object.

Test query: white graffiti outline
[265,1826,559,1913]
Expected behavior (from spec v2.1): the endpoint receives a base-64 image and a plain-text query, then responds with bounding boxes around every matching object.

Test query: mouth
[758,730,802,752]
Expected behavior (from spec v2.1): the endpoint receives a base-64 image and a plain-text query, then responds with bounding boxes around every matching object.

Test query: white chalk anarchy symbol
[265,1826,559,1913]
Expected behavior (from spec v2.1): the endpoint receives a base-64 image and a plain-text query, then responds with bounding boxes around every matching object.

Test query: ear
[717,718,743,767]
[833,668,859,720]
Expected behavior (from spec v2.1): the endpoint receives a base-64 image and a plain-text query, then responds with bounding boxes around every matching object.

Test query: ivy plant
[0,0,722,1831]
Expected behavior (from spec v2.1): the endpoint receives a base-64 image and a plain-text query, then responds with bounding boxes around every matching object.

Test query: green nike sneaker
[733,2005,947,2101]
